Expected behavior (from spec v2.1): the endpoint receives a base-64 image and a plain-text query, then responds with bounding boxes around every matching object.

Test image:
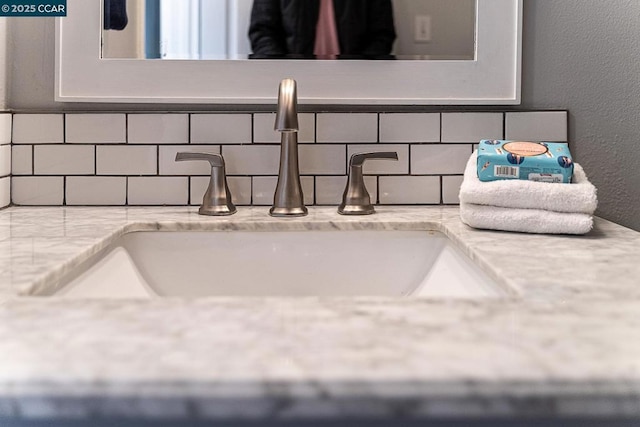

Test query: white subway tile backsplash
[191,176,252,206]
[222,145,280,175]
[128,114,188,144]
[12,114,64,144]
[128,177,188,205]
[411,144,472,175]
[97,146,157,175]
[252,176,314,206]
[0,145,10,176]
[379,176,440,204]
[0,114,12,144]
[159,145,221,176]
[11,145,32,175]
[252,114,277,143]
[347,144,409,175]
[7,111,566,207]
[317,113,377,143]
[66,177,127,206]
[0,121,9,206]
[442,175,464,204]
[34,145,95,175]
[66,114,126,144]
[299,145,346,175]
[315,176,346,206]
[380,113,440,142]
[506,112,568,142]
[12,176,64,205]
[191,114,251,144]
[252,177,276,206]
[190,177,208,206]
[302,177,317,205]
[315,175,377,206]
[441,113,503,143]
[253,113,315,143]
[227,177,253,206]
[0,177,9,208]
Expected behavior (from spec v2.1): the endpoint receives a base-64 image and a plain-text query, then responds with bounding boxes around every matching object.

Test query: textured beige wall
[520,0,640,231]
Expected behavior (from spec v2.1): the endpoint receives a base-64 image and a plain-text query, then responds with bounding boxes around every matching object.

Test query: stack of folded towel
[459,151,598,234]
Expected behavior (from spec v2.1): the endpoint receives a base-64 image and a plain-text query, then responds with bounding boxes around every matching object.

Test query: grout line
[250,176,254,205]
[187,113,191,144]
[250,113,254,144]
[502,112,506,139]
[62,113,66,144]
[186,176,191,206]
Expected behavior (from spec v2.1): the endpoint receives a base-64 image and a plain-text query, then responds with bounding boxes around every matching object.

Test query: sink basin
[49,230,504,299]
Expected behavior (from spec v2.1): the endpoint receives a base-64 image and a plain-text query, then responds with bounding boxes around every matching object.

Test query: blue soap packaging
[477,140,574,183]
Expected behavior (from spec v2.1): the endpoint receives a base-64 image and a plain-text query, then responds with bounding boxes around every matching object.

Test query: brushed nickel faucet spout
[270,79,308,217]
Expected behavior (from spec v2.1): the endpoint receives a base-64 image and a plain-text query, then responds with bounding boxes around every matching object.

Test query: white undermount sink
[50,230,504,299]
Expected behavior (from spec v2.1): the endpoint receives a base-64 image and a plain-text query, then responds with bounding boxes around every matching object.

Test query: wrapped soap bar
[477,140,574,183]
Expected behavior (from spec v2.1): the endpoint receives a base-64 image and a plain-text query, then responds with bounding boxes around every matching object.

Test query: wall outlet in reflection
[414,15,432,43]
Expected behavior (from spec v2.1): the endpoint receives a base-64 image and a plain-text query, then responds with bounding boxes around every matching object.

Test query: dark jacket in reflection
[104,0,128,31]
[249,0,396,58]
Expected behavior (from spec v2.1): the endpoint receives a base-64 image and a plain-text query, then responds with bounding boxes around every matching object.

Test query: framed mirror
[56,0,522,104]
[102,0,477,61]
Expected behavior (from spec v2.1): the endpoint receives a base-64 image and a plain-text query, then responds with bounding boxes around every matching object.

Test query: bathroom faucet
[175,152,236,216]
[339,152,398,215]
[270,78,308,217]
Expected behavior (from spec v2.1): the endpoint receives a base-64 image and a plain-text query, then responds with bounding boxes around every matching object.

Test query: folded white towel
[459,203,594,235]
[460,151,597,214]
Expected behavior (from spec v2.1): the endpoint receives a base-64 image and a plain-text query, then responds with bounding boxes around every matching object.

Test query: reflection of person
[249,0,396,59]
[104,0,128,31]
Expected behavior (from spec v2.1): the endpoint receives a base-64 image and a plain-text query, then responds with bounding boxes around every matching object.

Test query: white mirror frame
[55,0,522,104]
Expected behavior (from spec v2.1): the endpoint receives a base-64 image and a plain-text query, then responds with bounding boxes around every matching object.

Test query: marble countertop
[0,206,639,421]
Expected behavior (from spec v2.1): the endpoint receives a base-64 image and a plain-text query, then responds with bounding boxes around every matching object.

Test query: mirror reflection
[103,0,475,60]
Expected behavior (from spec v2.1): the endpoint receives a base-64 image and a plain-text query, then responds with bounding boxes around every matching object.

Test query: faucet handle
[349,151,398,167]
[175,152,236,216]
[338,152,399,216]
[175,152,224,168]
